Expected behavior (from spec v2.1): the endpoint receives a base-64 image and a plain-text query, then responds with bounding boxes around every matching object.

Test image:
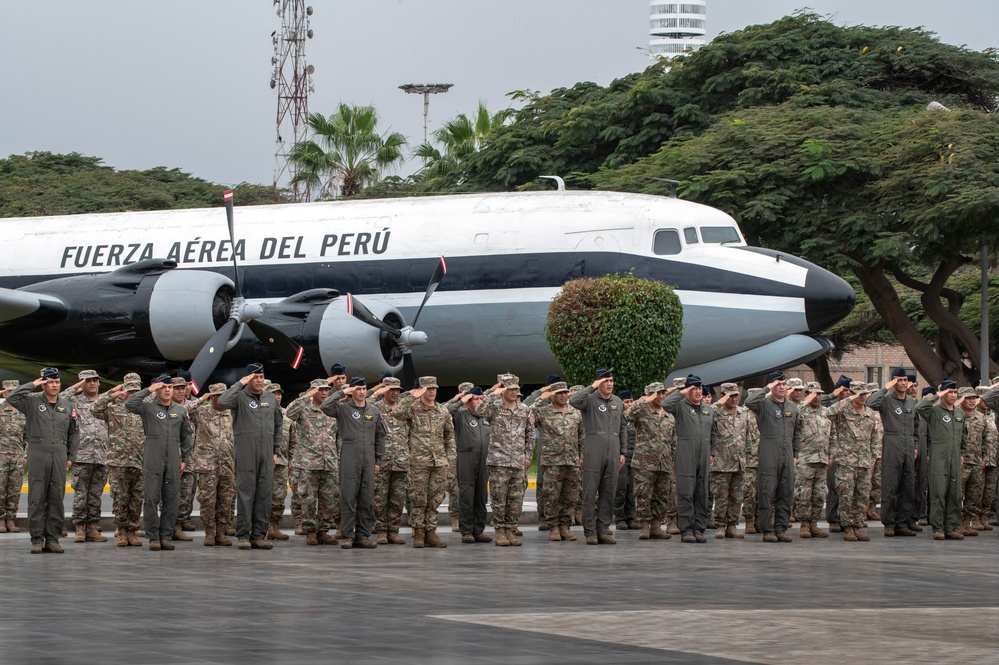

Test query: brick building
[786,344,926,389]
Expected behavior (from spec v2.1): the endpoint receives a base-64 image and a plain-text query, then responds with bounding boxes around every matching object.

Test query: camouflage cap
[419,376,439,389]
[958,387,978,398]
[550,381,570,394]
[569,384,585,394]
[1,380,18,391]
[498,373,519,386]
[458,382,474,393]
[310,379,330,389]
[170,377,188,386]
[382,377,402,389]
[976,385,990,397]
[868,382,880,392]
[122,373,142,391]
[644,382,665,395]
[672,377,687,388]
[719,382,740,396]
[264,382,283,394]
[78,369,99,380]
[805,381,824,393]
[503,381,521,393]
[992,376,999,386]
[787,378,805,391]
[852,383,874,396]
[123,372,141,383]
[208,382,227,395]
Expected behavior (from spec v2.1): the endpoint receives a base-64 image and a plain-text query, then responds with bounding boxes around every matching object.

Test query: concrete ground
[2,489,998,664]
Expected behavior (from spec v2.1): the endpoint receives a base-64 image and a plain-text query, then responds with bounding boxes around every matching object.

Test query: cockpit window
[653,229,681,255]
[683,227,699,244]
[700,226,741,244]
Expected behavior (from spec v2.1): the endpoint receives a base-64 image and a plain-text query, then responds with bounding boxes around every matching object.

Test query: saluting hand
[411,387,427,399]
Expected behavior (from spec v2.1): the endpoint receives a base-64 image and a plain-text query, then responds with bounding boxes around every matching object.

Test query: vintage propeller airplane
[0,182,856,391]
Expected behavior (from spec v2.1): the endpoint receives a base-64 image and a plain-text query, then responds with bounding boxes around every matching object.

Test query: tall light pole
[400,83,453,144]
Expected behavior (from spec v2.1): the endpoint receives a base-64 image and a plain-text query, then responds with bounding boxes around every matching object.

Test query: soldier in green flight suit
[917,378,968,540]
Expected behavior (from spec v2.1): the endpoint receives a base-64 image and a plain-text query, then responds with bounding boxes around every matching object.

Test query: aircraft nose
[804,267,856,332]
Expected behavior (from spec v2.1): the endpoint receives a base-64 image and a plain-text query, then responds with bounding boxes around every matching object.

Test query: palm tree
[415,102,512,186]
[289,104,407,199]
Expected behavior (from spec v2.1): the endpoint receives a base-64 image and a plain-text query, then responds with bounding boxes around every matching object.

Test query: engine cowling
[315,298,405,378]
[141,269,233,360]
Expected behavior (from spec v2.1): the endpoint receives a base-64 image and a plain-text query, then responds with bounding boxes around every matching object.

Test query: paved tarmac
[2,495,997,664]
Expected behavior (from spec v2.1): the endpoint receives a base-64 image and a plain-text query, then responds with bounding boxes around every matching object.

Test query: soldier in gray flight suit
[867,368,920,536]
[125,374,194,551]
[448,386,493,543]
[7,368,79,553]
[568,368,627,545]
[663,375,715,543]
[746,371,802,542]
[322,376,386,549]
[219,363,283,550]
[918,378,968,539]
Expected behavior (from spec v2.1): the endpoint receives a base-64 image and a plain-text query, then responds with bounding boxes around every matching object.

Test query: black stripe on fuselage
[0,252,804,300]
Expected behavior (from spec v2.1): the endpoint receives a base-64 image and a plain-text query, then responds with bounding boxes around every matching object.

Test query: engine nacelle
[143,269,233,360]
[315,298,405,378]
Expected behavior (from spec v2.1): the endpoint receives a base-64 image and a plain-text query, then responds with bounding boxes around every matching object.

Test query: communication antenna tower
[271,1,315,202]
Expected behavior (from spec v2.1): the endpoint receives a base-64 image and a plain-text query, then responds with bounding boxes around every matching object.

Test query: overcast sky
[1,1,996,188]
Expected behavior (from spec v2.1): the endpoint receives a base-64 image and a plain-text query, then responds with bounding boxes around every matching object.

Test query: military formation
[2,363,999,553]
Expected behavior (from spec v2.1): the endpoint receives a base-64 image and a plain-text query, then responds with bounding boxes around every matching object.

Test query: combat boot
[648,524,668,540]
[627,519,639,530]
[513,527,524,536]
[306,531,320,546]
[598,534,617,544]
[126,530,143,547]
[959,516,978,536]
[559,525,577,541]
[506,529,522,547]
[776,532,793,543]
[172,525,193,542]
[412,528,425,548]
[149,539,162,551]
[574,508,582,525]
[616,521,629,530]
[214,525,232,546]
[884,526,895,537]
[474,533,492,543]
[6,519,19,533]
[842,526,858,542]
[977,514,992,531]
[639,523,651,540]
[798,521,812,538]
[425,529,448,548]
[714,527,726,540]
[74,524,86,543]
[203,524,216,547]
[726,525,744,539]
[744,518,757,535]
[855,527,870,542]
[944,531,964,540]
[866,506,880,521]
[895,525,917,536]
[44,540,64,553]
[267,523,289,540]
[495,528,511,547]
[548,528,561,542]
[249,539,273,549]
[0,520,6,533]
[667,519,681,535]
[462,534,476,543]
[681,533,697,543]
[318,531,338,546]
[114,528,128,547]
[971,515,987,531]
[294,523,305,536]
[762,532,778,543]
[387,532,406,545]
[160,540,175,550]
[907,521,923,532]
[376,531,389,545]
[86,523,107,542]
[810,522,829,538]
[451,516,460,532]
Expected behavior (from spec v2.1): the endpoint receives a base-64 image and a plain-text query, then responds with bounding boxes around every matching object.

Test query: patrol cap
[264,383,283,394]
[467,386,484,396]
[672,378,687,389]
[78,369,99,380]
[922,386,937,397]
[595,368,613,380]
[153,373,172,385]
[939,378,957,391]
[851,383,873,396]
[170,377,188,386]
[208,383,227,395]
[122,375,142,392]
[868,382,880,392]
[805,381,824,393]
[836,375,853,389]
[720,382,740,396]
[1,380,18,391]
[329,363,346,376]
[546,374,562,386]
[569,385,585,394]
[684,374,702,388]
[787,378,805,391]
[504,381,521,393]
[382,377,402,389]
[891,368,907,378]
[957,387,978,398]
[976,386,990,397]
[310,379,330,389]
[40,367,60,380]
[419,376,439,389]
[644,382,665,395]
[123,372,141,383]
[246,362,265,375]
[349,376,366,388]
[498,373,520,386]
[458,382,474,393]
[550,382,570,394]
[618,390,633,400]
[767,371,786,383]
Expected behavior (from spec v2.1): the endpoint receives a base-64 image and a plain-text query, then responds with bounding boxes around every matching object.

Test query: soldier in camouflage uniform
[266,383,291,541]
[826,382,882,542]
[479,381,534,547]
[286,379,340,546]
[823,376,856,532]
[0,380,26,534]
[976,386,997,532]
[394,376,455,549]
[93,374,145,547]
[742,400,762,534]
[529,382,584,541]
[372,378,410,544]
[614,390,638,530]
[710,383,750,539]
[62,369,109,543]
[793,383,831,538]
[957,387,986,536]
[625,382,676,541]
[189,383,235,547]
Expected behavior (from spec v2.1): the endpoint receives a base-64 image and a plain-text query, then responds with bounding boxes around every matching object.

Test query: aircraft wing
[0,287,66,324]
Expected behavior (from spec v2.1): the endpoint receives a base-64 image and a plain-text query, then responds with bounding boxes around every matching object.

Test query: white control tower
[649,1,707,61]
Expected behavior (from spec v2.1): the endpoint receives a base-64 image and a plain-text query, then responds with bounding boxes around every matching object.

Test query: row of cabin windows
[653,226,741,255]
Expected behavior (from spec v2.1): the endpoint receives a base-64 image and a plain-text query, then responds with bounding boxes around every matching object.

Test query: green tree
[414,102,512,189]
[289,104,407,199]
[545,275,683,393]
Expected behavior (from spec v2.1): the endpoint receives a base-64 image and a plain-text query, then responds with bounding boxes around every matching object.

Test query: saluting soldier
[286,379,340,546]
[710,383,751,539]
[0,380,26,534]
[189,383,235,547]
[322,377,386,549]
[826,383,881,542]
[7,368,79,553]
[218,363,283,550]
[746,371,802,543]
[448,386,493,544]
[125,374,193,551]
[61,369,109,543]
[742,389,762,534]
[918,379,968,540]
[371,377,410,545]
[793,382,831,538]
[625,382,676,541]
[524,374,563,530]
[569,369,627,545]
[976,385,998,532]
[614,390,638,531]
[957,387,986,536]
[266,383,291,541]
[172,371,199,535]
[867,369,920,536]
[823,376,855,532]
[529,382,584,542]
[663,374,715,544]
[445,381,475,533]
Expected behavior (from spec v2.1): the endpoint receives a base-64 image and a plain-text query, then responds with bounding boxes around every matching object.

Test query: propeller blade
[247,319,305,369]
[400,353,417,391]
[346,293,400,337]
[409,256,446,329]
[188,319,239,396]
[223,189,241,297]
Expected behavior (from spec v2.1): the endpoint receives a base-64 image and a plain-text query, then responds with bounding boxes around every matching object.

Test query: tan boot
[548,528,562,542]
[960,516,978,536]
[649,523,669,540]
[318,531,339,546]
[412,528,425,548]
[714,526,726,539]
[387,531,406,545]
[425,529,448,548]
[0,520,6,533]
[450,516,460,532]
[809,522,829,538]
[976,514,992,531]
[114,528,128,547]
[74,524,86,543]
[267,522,290,540]
[559,525,577,541]
[172,525,193,542]
[667,518,681,535]
[799,522,812,538]
[5,519,19,533]
[971,515,987,531]
[214,525,232,547]
[726,524,744,539]
[855,527,871,542]
[639,523,652,540]
[843,526,859,542]
[86,523,108,542]
[376,531,389,545]
[203,523,216,547]
[305,531,320,546]
[744,518,757,535]
[495,528,510,547]
[507,528,521,547]
[126,529,143,547]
